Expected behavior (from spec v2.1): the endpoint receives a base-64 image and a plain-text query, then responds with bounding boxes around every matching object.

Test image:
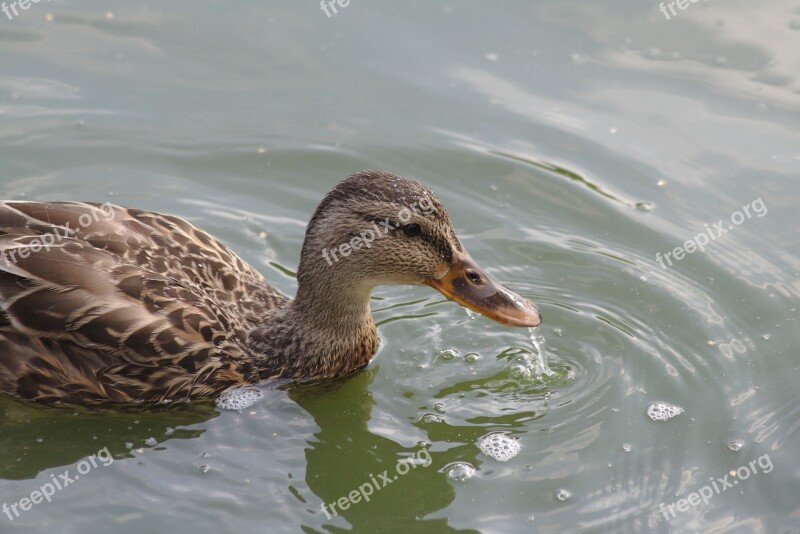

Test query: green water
[1,1,799,532]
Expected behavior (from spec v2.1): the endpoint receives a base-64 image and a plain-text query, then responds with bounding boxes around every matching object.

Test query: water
[1,1,799,532]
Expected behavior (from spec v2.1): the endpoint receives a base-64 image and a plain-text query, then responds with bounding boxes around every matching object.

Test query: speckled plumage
[0,170,460,403]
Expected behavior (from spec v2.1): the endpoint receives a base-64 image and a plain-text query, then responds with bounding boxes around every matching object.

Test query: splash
[527,327,557,379]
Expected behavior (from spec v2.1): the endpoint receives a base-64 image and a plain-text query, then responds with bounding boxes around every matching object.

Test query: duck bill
[424,252,542,327]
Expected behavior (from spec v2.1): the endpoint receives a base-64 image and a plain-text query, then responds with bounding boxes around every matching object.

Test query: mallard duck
[0,170,541,403]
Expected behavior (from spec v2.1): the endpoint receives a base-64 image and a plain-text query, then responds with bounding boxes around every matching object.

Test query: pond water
[1,1,798,532]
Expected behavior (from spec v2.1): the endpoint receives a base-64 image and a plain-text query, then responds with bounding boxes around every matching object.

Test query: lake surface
[1,1,799,532]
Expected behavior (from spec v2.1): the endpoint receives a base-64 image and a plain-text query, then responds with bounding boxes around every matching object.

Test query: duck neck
[249,272,378,380]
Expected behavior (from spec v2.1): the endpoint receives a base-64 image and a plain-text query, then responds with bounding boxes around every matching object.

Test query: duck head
[295,170,541,327]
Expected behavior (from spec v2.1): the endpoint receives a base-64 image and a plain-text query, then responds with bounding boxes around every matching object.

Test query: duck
[0,170,541,403]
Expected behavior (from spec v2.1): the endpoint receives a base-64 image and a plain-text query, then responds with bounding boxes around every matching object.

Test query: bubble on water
[727,440,744,452]
[422,413,445,424]
[165,427,175,436]
[216,386,263,411]
[199,465,210,474]
[484,52,499,62]
[635,202,654,212]
[555,489,572,502]
[443,462,476,482]
[761,334,770,341]
[464,352,480,363]
[647,402,684,422]
[437,348,458,361]
[477,432,521,462]
[35,436,43,444]
[656,179,667,187]
[622,444,632,453]
[144,437,158,447]
[433,402,446,413]
[553,327,563,336]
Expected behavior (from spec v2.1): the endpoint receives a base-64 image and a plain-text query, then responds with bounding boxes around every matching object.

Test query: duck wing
[0,201,288,402]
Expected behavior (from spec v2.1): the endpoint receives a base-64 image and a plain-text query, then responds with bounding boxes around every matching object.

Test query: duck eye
[401,223,422,237]
[466,269,483,284]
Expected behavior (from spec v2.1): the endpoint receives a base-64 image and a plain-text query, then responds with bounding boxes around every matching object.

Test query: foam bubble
[646,402,684,422]
[216,386,263,411]
[477,432,521,462]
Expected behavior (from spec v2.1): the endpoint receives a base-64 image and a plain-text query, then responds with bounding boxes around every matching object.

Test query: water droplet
[727,440,744,452]
[105,11,114,19]
[656,179,667,187]
[444,462,476,482]
[484,53,498,62]
[707,340,717,346]
[464,308,479,319]
[555,489,572,502]
[609,126,618,134]
[570,53,589,64]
